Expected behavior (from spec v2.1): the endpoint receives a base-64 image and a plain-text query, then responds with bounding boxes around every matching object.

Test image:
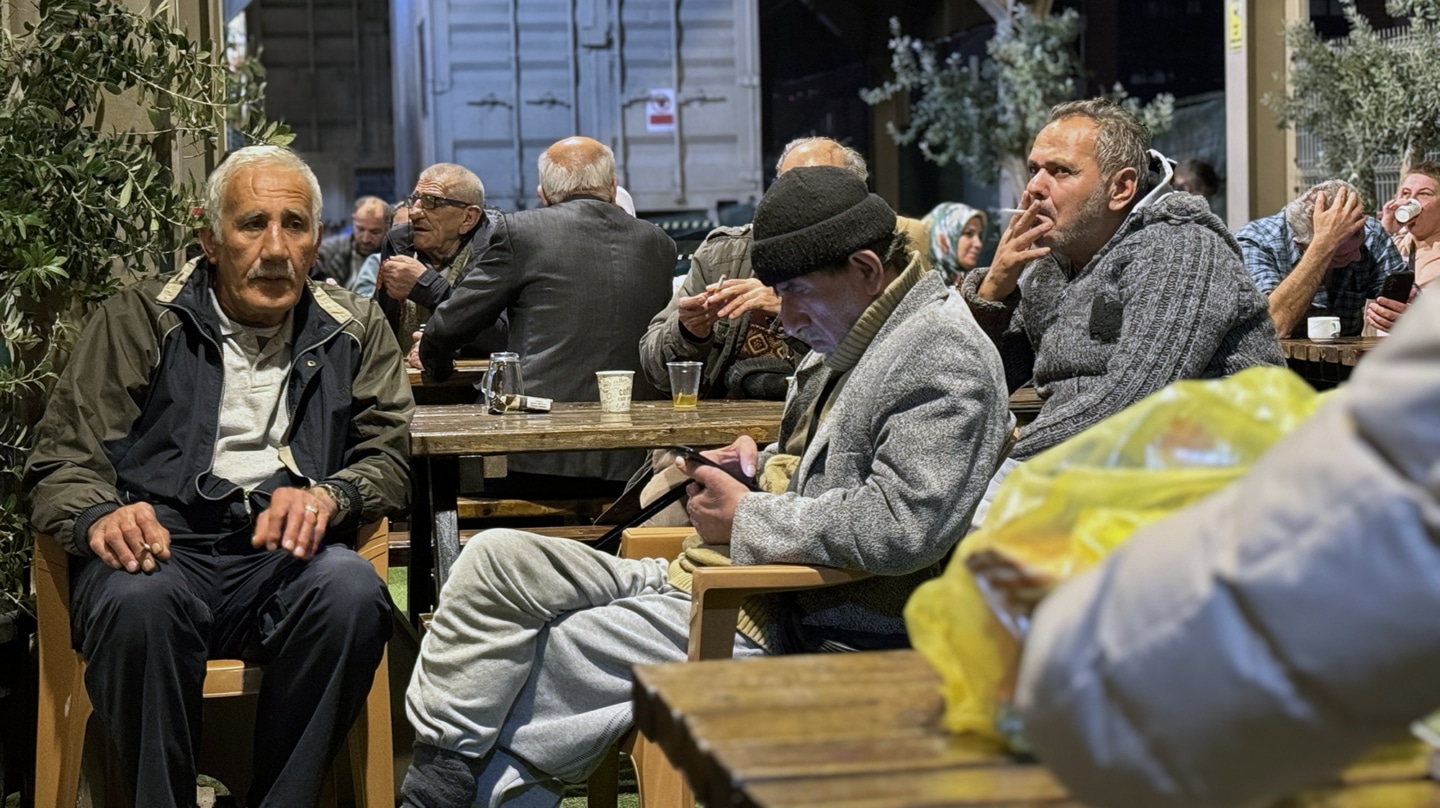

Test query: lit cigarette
[706,273,727,294]
[998,208,1026,216]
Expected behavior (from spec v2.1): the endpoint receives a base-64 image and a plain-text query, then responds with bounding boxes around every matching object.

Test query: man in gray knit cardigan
[962,98,1284,462]
[400,166,1011,808]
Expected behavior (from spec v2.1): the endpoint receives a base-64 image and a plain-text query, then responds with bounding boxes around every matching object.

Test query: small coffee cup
[596,370,635,413]
[1307,316,1341,341]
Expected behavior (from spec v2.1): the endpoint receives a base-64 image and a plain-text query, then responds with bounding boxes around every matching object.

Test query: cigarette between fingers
[998,208,1025,216]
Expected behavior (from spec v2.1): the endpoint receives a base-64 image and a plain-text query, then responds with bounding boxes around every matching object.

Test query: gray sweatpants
[405,529,761,807]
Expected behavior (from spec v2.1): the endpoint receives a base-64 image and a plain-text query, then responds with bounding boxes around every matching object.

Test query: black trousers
[70,541,392,808]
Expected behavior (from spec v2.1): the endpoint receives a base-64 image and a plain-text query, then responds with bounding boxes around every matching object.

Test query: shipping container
[390,0,763,217]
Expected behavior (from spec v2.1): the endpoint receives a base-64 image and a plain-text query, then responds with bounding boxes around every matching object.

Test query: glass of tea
[666,361,703,409]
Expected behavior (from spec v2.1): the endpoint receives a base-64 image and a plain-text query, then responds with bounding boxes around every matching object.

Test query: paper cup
[596,370,635,412]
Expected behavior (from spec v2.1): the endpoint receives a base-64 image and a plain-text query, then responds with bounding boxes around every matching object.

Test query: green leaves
[863,7,1173,198]
[1270,0,1440,204]
[0,0,288,616]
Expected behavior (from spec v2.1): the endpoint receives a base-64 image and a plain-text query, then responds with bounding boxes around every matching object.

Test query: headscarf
[922,202,987,284]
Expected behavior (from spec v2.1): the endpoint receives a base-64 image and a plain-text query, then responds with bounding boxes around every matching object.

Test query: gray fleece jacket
[730,268,1011,644]
[963,191,1284,460]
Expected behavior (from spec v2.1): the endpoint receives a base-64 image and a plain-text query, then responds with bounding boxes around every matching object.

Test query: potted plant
[0,0,286,799]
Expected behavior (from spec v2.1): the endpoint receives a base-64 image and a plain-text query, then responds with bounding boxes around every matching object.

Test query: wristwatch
[311,482,352,523]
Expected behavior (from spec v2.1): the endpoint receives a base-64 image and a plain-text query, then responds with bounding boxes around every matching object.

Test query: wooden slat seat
[456,495,612,520]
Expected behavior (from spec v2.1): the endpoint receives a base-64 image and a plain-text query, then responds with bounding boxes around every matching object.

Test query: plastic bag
[905,367,1326,746]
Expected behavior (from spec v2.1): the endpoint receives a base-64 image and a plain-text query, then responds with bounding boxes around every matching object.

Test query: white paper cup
[1307,316,1341,341]
[596,370,635,412]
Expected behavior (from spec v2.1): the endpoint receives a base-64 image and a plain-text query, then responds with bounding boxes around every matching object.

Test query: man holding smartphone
[1238,179,1410,337]
[399,166,1012,808]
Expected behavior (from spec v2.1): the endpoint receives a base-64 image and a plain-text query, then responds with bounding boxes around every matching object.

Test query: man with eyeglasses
[375,163,507,354]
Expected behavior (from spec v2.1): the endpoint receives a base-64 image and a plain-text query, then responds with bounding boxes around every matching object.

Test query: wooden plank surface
[406,358,489,388]
[1279,337,1382,367]
[410,399,785,456]
[633,650,1440,808]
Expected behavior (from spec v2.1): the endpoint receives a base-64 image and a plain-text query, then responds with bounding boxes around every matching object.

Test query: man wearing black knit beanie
[400,165,1012,808]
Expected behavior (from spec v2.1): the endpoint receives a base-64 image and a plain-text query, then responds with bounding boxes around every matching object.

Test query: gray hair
[353,194,391,219]
[418,163,485,206]
[205,145,322,242]
[538,142,616,202]
[775,137,869,181]
[1285,179,1361,245]
[1047,98,1151,193]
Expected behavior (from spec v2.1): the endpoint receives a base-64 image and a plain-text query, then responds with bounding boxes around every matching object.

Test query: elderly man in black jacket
[420,136,675,486]
[26,145,413,808]
[377,162,507,354]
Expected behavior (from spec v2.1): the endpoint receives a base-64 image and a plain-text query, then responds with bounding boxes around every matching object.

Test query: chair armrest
[620,527,693,562]
[687,565,871,661]
[353,519,389,577]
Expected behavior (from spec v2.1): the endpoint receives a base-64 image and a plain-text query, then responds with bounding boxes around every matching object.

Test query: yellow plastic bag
[905,367,1326,745]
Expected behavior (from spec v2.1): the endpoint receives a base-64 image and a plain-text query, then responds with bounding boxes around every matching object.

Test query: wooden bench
[633,650,1440,808]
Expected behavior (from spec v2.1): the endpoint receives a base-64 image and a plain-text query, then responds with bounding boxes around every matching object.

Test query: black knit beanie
[751,166,897,287]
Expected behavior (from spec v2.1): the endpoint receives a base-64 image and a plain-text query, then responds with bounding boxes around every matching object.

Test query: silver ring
[304,503,319,514]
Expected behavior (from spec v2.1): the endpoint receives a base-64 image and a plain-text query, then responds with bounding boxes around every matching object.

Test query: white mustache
[247,261,295,281]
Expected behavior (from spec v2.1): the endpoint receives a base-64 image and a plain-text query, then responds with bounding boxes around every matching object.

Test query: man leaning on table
[25,145,413,808]
[417,136,674,488]
[1236,179,1409,338]
[375,162,507,354]
[400,165,1012,808]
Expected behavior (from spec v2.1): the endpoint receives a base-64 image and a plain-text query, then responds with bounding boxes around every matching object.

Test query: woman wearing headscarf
[923,202,987,286]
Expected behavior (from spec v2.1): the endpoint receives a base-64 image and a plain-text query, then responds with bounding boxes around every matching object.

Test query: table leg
[408,458,435,627]
[430,455,462,610]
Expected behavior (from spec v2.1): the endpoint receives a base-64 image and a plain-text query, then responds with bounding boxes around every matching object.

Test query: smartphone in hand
[1381,270,1416,302]
[673,445,761,491]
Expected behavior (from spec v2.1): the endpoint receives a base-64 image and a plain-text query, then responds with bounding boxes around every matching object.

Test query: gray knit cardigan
[730,268,1012,644]
[962,191,1285,460]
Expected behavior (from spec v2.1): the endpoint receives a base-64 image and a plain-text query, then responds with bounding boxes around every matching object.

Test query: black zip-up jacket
[26,259,414,555]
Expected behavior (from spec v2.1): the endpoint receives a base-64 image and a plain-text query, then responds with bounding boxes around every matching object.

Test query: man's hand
[1365,288,1415,332]
[679,435,759,545]
[1395,228,1417,260]
[407,331,424,370]
[977,196,1052,302]
[252,485,336,560]
[1381,197,1402,235]
[685,467,749,544]
[89,502,170,573]
[710,277,782,321]
[676,290,719,339]
[1308,188,1366,262]
[378,255,428,301]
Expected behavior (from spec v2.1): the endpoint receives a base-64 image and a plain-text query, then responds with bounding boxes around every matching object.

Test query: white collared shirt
[208,289,295,490]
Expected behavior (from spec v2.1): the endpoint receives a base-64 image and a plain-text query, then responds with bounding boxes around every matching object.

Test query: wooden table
[1008,386,1043,427]
[406,359,489,405]
[633,650,1440,808]
[1280,337,1382,389]
[407,399,784,622]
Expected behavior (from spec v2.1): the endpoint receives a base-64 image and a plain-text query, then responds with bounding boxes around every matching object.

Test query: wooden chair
[585,527,869,808]
[34,521,395,808]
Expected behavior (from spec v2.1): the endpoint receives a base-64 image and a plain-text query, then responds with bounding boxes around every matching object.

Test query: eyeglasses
[404,192,473,211]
